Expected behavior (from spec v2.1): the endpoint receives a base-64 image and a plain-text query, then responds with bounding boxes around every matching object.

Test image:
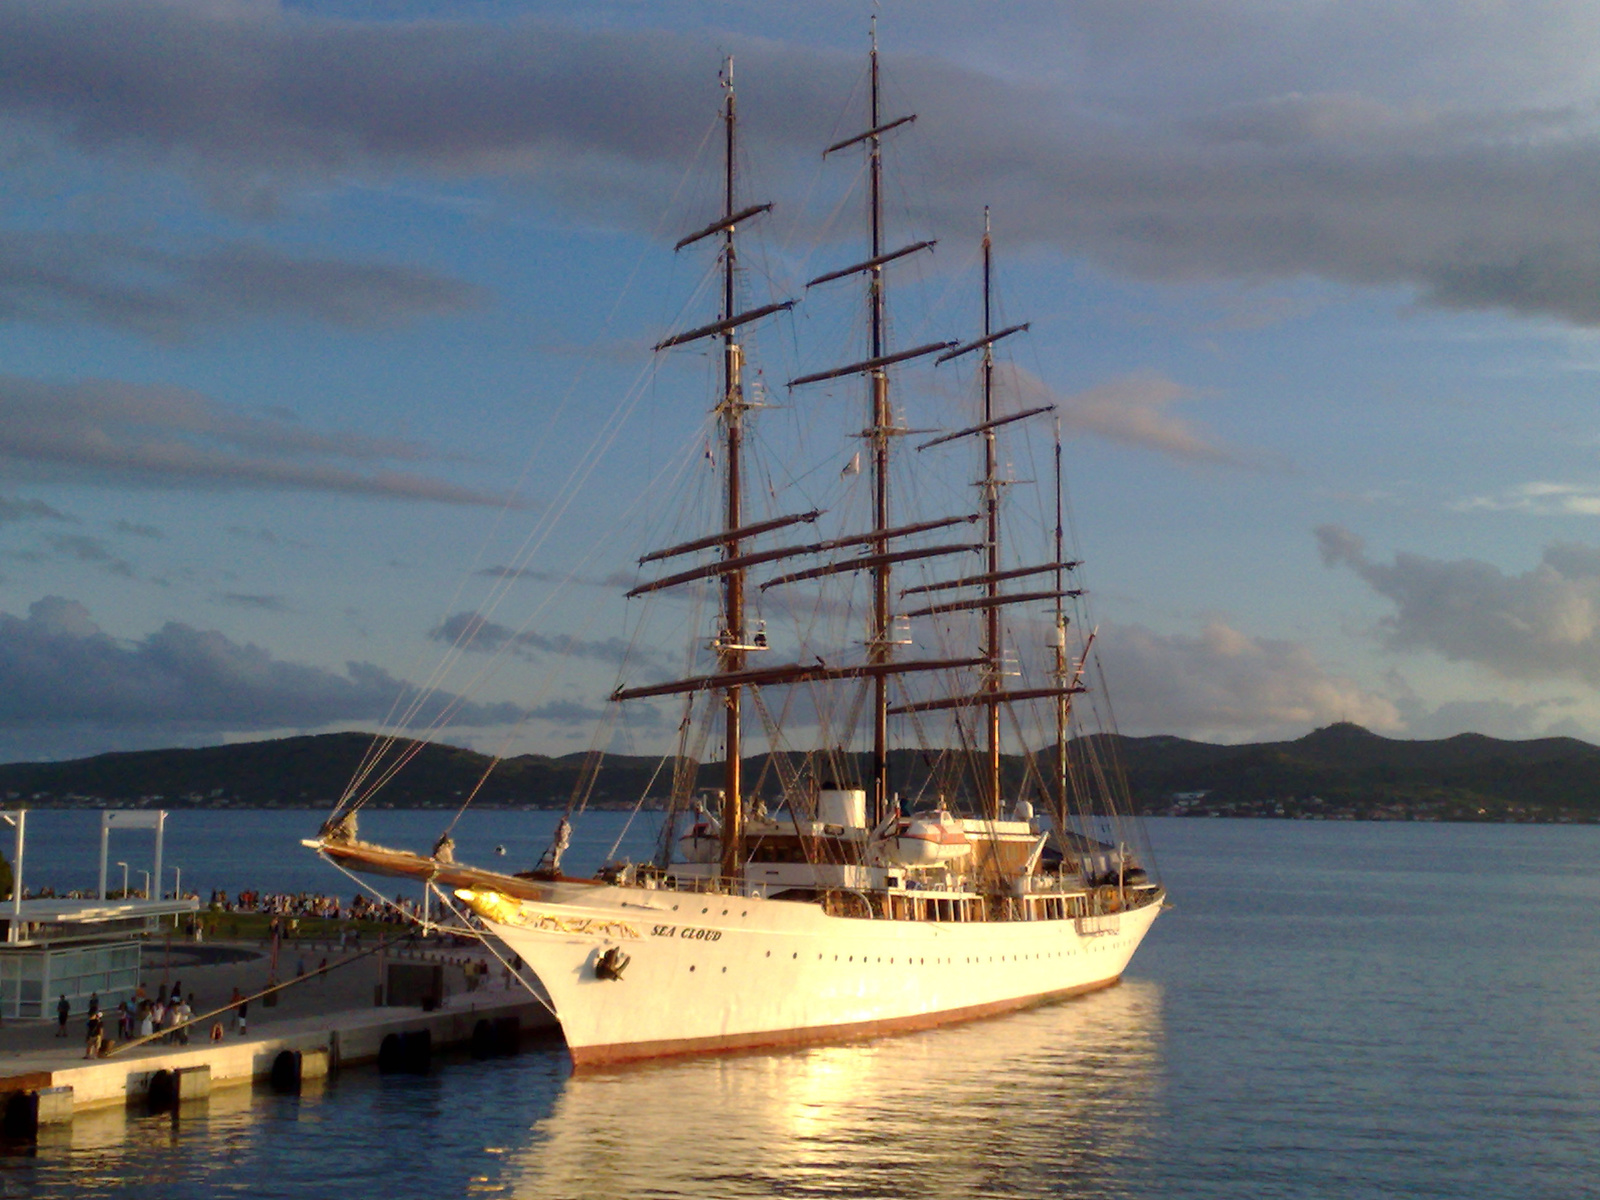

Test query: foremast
[639,60,788,887]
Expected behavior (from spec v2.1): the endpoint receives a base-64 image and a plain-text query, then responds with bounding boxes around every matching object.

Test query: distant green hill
[1116,722,1600,821]
[1,722,1597,821]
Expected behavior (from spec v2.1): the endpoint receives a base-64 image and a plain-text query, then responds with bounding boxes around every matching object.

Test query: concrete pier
[0,938,559,1122]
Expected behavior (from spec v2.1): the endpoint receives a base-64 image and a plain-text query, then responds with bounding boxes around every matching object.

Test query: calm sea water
[5,814,1599,1199]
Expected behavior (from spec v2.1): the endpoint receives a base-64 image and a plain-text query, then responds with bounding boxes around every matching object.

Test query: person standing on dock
[55,995,69,1037]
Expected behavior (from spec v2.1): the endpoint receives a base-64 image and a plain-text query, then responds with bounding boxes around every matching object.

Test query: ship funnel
[817,788,868,828]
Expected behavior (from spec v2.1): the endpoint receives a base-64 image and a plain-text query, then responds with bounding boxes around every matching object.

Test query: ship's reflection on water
[504,981,1164,1200]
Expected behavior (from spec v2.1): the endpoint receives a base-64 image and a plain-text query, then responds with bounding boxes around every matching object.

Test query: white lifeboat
[885,811,971,867]
[678,821,720,863]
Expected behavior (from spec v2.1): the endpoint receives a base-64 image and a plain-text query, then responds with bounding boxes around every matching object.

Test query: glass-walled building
[0,900,197,1019]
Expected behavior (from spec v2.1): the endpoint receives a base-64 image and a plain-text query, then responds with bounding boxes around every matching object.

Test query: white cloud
[1011,368,1245,465]
[1318,524,1600,686]
[1096,618,1401,741]
[1453,481,1600,516]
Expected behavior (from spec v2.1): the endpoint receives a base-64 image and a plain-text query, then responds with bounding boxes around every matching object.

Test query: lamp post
[116,861,128,899]
[170,866,181,901]
[139,870,150,900]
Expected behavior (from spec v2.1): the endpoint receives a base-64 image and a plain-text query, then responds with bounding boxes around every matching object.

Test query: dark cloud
[431,611,639,666]
[226,526,304,547]
[0,374,510,504]
[1318,524,1600,686]
[524,699,610,726]
[216,592,290,613]
[476,565,633,589]
[112,519,162,539]
[46,533,134,577]
[0,495,73,525]
[5,5,1600,323]
[0,596,523,760]
[0,233,485,341]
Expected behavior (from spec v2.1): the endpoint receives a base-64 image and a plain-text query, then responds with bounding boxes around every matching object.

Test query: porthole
[721,966,727,973]
[689,965,696,972]
[765,950,771,957]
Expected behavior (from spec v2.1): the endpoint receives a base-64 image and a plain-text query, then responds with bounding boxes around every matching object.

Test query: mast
[980,209,1002,820]
[1053,419,1071,836]
[925,223,1056,820]
[787,22,947,823]
[867,25,892,826]
[719,59,746,885]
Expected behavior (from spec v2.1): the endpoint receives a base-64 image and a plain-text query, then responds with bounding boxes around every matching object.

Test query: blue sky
[5,0,1600,762]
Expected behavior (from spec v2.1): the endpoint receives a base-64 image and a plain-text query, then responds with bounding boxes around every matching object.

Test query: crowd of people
[206,889,426,925]
[17,888,432,926]
[57,980,237,1059]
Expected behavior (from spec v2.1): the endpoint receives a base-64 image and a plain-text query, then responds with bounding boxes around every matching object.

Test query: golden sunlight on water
[503,982,1164,1199]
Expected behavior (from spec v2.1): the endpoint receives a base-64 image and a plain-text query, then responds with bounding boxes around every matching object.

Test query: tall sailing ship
[308,41,1164,1070]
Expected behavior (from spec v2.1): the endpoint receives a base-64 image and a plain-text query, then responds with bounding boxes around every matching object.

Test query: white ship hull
[467,882,1163,1069]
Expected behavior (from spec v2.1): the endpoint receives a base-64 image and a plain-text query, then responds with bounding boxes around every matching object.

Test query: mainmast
[865,30,893,826]
[783,25,951,824]
[1053,420,1071,834]
[980,210,1002,819]
[719,61,746,884]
